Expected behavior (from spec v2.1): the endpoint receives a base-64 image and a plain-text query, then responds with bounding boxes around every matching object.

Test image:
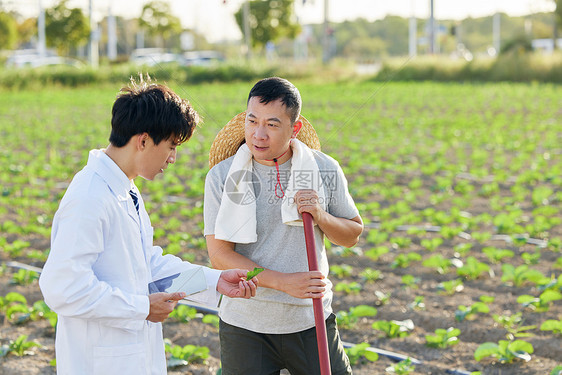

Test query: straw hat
[208,111,321,169]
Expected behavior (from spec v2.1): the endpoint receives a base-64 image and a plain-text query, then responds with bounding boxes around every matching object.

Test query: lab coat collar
[87,149,140,225]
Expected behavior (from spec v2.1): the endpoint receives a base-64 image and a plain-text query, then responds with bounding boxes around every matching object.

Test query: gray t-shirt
[204,150,359,334]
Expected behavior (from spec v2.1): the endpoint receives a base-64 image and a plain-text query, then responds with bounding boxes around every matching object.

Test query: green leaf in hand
[246,267,264,280]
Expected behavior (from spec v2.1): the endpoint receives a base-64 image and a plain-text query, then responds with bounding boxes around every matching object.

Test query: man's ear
[136,132,149,150]
[291,121,303,138]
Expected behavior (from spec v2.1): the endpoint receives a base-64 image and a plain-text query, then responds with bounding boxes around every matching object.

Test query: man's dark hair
[247,77,301,123]
[110,75,199,147]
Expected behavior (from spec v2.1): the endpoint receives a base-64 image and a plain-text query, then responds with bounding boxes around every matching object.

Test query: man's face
[138,135,178,180]
[244,97,299,166]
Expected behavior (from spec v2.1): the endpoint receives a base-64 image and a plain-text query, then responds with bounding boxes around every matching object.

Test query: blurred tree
[234,0,300,49]
[139,1,182,49]
[17,17,38,47]
[45,0,89,55]
[0,11,18,49]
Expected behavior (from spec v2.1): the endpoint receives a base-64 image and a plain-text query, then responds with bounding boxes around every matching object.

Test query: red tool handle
[302,212,332,375]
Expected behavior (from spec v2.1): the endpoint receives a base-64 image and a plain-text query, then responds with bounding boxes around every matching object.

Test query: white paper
[148,267,208,297]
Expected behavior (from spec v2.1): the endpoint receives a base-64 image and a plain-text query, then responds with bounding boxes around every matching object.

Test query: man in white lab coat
[39,76,258,375]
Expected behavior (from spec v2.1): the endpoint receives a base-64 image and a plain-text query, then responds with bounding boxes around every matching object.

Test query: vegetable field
[0,81,561,375]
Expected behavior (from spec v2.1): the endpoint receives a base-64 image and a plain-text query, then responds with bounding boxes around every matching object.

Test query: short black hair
[247,77,301,123]
[109,75,199,147]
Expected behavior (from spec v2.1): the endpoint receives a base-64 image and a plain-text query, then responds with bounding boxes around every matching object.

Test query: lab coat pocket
[93,343,145,375]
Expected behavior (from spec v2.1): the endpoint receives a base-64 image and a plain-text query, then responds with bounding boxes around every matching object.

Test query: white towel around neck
[214,139,326,244]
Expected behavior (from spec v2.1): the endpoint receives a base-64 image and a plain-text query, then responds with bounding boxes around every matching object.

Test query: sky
[6,0,556,43]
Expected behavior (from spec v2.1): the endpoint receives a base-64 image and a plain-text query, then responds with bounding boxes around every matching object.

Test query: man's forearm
[316,214,363,248]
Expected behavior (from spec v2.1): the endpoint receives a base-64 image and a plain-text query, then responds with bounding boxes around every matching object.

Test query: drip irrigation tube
[5,261,474,375]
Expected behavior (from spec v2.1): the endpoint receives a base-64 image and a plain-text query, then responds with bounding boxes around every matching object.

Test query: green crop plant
[482,247,514,264]
[10,269,39,286]
[501,264,546,287]
[517,290,562,312]
[540,319,562,335]
[521,251,541,265]
[330,264,353,278]
[422,254,452,274]
[455,295,494,322]
[456,256,490,280]
[401,274,420,289]
[554,257,562,269]
[420,237,443,252]
[359,268,382,283]
[164,339,210,367]
[425,327,461,348]
[471,231,492,244]
[391,252,421,269]
[493,312,536,340]
[474,339,534,364]
[0,335,42,357]
[372,319,414,338]
[202,314,220,329]
[453,243,472,257]
[364,246,389,261]
[408,296,425,310]
[336,305,377,330]
[169,305,200,323]
[344,342,378,366]
[334,281,362,295]
[390,237,412,249]
[385,357,415,374]
[551,365,562,375]
[437,279,464,295]
[366,231,388,245]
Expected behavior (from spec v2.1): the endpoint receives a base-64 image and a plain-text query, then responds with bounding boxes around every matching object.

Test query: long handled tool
[302,212,332,375]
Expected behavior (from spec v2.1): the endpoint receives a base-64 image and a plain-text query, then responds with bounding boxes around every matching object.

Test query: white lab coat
[39,149,222,375]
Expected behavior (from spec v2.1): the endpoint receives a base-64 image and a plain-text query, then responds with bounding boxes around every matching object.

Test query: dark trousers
[219,313,352,375]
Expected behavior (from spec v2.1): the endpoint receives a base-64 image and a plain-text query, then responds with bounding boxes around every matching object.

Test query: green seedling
[474,339,534,364]
[455,296,494,322]
[202,314,220,329]
[521,251,541,265]
[331,246,363,257]
[359,268,382,283]
[493,312,536,340]
[425,327,461,348]
[372,319,414,338]
[401,274,420,289]
[345,342,378,366]
[551,365,562,375]
[420,237,443,252]
[437,279,464,295]
[10,269,39,286]
[245,267,264,280]
[501,264,545,287]
[517,290,562,312]
[334,281,362,295]
[482,247,514,264]
[390,237,412,249]
[364,246,389,261]
[1,335,42,357]
[456,256,490,280]
[164,339,210,368]
[540,319,562,335]
[336,305,378,330]
[391,252,421,269]
[453,243,472,257]
[422,254,452,274]
[408,296,425,310]
[169,305,200,323]
[374,291,391,306]
[385,357,415,374]
[330,264,353,278]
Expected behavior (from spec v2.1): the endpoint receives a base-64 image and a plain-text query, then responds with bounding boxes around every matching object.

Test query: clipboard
[148,266,208,297]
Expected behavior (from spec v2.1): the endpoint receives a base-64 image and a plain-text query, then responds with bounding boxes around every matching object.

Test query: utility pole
[409,0,417,56]
[38,0,46,57]
[322,0,330,64]
[428,0,435,54]
[88,0,99,67]
[107,5,117,61]
[243,1,251,60]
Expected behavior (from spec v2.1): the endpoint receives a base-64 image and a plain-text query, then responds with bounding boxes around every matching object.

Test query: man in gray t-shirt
[204,77,363,375]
